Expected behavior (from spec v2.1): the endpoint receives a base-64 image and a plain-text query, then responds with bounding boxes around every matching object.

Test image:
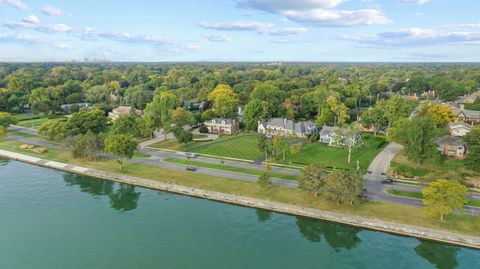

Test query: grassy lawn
[7,130,43,139]
[391,152,480,187]
[164,157,299,181]
[1,137,479,237]
[284,134,386,171]
[14,114,67,129]
[190,135,263,160]
[386,189,480,208]
[133,152,151,158]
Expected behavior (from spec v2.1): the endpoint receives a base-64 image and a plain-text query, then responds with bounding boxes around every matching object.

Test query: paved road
[365,142,480,216]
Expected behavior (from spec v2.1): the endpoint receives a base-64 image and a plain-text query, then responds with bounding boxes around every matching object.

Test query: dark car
[367,171,373,174]
[381,172,386,176]
[186,166,197,171]
[381,179,395,185]
[358,188,368,200]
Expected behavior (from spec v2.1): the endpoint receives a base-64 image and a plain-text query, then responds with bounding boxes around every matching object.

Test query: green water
[0,159,478,269]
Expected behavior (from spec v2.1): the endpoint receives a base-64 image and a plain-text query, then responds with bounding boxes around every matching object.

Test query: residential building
[257,118,317,138]
[319,125,361,146]
[204,118,239,135]
[447,122,472,137]
[60,102,91,113]
[448,104,480,125]
[434,136,466,159]
[456,91,480,104]
[108,106,143,121]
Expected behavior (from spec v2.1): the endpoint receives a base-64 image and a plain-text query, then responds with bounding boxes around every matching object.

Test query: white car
[186,153,197,158]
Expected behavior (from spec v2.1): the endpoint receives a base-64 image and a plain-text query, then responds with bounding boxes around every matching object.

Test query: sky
[0,0,480,62]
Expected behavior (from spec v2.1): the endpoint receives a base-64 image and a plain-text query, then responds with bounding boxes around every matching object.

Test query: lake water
[0,158,479,269]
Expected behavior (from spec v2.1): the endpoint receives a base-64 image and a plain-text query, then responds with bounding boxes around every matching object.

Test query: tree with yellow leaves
[422,104,456,127]
[422,179,467,221]
[207,84,239,118]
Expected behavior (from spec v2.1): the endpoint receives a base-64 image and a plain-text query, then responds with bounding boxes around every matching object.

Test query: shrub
[199,125,209,133]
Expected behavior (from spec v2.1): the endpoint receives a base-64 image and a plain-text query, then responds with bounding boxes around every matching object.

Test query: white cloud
[202,33,232,42]
[282,8,389,26]
[3,20,72,33]
[342,27,480,47]
[80,27,173,46]
[445,23,480,29]
[0,0,27,9]
[396,0,430,4]
[236,0,389,27]
[200,20,307,35]
[237,0,344,12]
[22,15,40,25]
[42,5,70,16]
[0,33,71,49]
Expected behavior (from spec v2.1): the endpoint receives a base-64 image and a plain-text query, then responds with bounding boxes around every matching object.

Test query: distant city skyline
[1,0,480,62]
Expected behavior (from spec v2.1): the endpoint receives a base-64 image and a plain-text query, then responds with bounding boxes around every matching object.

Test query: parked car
[367,171,372,174]
[381,172,386,176]
[381,179,395,185]
[186,153,197,158]
[186,166,197,171]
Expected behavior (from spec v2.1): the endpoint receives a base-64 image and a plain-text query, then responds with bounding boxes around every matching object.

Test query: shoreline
[1,149,479,250]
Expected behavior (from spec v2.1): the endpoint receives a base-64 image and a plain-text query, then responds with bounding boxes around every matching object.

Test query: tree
[144,92,177,140]
[172,107,195,127]
[422,104,455,127]
[463,125,480,172]
[390,117,436,163]
[172,126,193,144]
[29,87,60,114]
[38,120,67,141]
[0,126,6,138]
[207,84,239,118]
[72,131,103,161]
[64,109,108,137]
[324,169,365,205]
[257,133,272,165]
[111,115,141,137]
[104,134,138,169]
[422,179,467,220]
[299,165,326,197]
[361,105,387,135]
[0,112,18,128]
[258,172,273,192]
[243,99,268,131]
[250,83,283,117]
[334,126,359,164]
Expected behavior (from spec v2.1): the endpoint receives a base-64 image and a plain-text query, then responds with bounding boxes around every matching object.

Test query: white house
[108,106,143,121]
[447,122,472,137]
[319,125,361,147]
[204,118,239,135]
[258,118,317,138]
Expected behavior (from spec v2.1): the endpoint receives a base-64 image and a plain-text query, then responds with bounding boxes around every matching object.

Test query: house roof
[447,121,472,130]
[210,118,235,125]
[112,106,143,116]
[435,135,465,147]
[264,118,316,134]
[319,125,338,136]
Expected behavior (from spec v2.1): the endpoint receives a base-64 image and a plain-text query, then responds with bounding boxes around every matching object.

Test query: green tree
[207,84,239,118]
[258,172,273,192]
[464,125,480,172]
[111,116,141,137]
[324,169,365,205]
[144,92,177,140]
[300,165,326,197]
[243,99,268,131]
[0,112,18,128]
[250,83,283,117]
[64,109,108,137]
[172,107,195,127]
[29,87,60,114]
[104,134,138,169]
[390,117,436,163]
[38,120,67,141]
[0,126,6,138]
[72,131,103,161]
[422,179,467,220]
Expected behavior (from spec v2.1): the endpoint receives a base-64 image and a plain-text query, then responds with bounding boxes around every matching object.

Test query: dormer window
[212,120,216,124]
[222,121,225,124]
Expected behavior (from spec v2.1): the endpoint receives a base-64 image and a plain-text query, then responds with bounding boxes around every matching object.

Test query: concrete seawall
[1,148,479,250]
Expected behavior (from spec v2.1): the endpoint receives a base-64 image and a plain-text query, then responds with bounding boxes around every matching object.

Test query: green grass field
[284,134,386,170]
[14,114,67,129]
[190,135,264,160]
[386,189,480,207]
[151,133,386,170]
[164,157,299,181]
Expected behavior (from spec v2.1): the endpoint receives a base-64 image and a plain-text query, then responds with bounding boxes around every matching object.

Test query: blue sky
[0,0,479,62]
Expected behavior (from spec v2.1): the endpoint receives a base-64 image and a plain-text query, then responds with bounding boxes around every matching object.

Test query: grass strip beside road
[386,189,480,208]
[1,138,480,237]
[164,157,300,181]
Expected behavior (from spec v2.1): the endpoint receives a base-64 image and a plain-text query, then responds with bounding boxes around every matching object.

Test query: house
[448,104,480,125]
[60,102,91,113]
[204,118,239,135]
[447,122,472,137]
[319,125,361,147]
[257,118,317,138]
[108,106,143,121]
[435,136,466,159]
[457,91,480,104]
